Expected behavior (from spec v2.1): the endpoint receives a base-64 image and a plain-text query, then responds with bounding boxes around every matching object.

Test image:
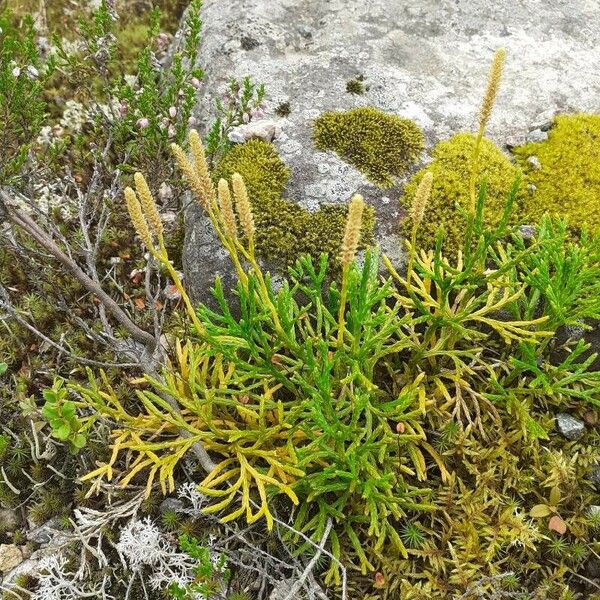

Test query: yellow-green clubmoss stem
[469,127,485,215]
[205,200,249,291]
[155,239,205,337]
[237,244,299,352]
[337,264,350,348]
[406,223,419,288]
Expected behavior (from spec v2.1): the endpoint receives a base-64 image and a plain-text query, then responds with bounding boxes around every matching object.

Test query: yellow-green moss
[312,107,424,188]
[214,140,374,265]
[401,133,523,256]
[514,114,600,234]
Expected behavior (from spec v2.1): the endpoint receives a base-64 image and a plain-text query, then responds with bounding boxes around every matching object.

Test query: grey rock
[565,323,586,340]
[527,183,537,192]
[159,181,174,202]
[518,224,536,240]
[589,463,600,489]
[228,119,280,143]
[0,509,19,533]
[527,155,542,170]
[182,0,600,303]
[2,545,64,586]
[240,35,260,50]
[297,24,314,39]
[0,545,22,574]
[526,128,549,143]
[556,413,585,440]
[530,110,555,132]
[159,497,185,515]
[26,517,63,545]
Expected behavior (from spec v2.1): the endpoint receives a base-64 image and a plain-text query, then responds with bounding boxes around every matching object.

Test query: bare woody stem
[1,190,157,351]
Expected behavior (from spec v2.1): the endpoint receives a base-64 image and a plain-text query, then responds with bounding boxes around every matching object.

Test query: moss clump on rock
[214,139,374,265]
[514,114,600,234]
[401,133,523,257]
[312,107,424,188]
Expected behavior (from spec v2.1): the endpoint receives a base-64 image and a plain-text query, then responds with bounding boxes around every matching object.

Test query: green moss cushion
[312,107,424,188]
[514,114,600,234]
[401,133,523,257]
[214,140,374,265]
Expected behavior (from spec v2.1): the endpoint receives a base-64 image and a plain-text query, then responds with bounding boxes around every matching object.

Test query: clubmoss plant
[470,48,506,213]
[514,114,600,234]
[312,106,424,187]
[48,139,600,597]
[71,131,448,582]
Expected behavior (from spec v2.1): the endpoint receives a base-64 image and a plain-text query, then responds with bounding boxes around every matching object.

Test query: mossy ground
[401,132,523,257]
[514,114,600,234]
[214,139,374,266]
[312,106,424,188]
[3,0,187,34]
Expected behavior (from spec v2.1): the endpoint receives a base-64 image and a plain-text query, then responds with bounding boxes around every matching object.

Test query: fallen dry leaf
[548,515,567,535]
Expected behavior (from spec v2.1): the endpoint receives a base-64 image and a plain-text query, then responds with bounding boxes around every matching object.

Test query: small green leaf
[42,389,56,402]
[61,402,76,419]
[42,405,59,419]
[530,504,552,518]
[548,486,561,507]
[72,433,87,449]
[54,424,71,441]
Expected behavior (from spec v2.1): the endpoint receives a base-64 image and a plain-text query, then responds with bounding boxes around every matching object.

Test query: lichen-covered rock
[228,120,280,144]
[181,0,600,302]
[159,497,185,515]
[0,509,19,534]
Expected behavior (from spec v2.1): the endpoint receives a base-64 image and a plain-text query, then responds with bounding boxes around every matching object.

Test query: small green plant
[346,75,366,95]
[399,522,426,549]
[41,379,88,452]
[312,106,424,187]
[168,535,231,600]
[275,101,291,117]
[205,75,267,163]
[161,509,182,531]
